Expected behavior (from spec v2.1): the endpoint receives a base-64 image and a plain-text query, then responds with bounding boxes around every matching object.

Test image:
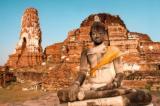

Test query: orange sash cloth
[90,46,122,77]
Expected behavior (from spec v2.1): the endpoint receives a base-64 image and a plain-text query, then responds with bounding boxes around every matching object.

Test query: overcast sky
[0,0,160,65]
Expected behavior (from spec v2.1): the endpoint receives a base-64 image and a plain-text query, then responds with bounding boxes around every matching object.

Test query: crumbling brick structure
[7,8,43,68]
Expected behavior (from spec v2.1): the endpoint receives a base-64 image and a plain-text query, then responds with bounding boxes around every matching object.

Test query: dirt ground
[0,82,46,103]
[0,82,59,106]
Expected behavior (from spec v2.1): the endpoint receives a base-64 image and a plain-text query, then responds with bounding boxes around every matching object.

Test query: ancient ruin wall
[6,8,43,68]
[45,13,160,73]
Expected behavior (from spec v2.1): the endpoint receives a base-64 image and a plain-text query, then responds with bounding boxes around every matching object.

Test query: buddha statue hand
[57,82,80,103]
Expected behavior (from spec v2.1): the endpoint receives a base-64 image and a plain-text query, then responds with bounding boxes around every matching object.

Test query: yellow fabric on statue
[90,46,121,77]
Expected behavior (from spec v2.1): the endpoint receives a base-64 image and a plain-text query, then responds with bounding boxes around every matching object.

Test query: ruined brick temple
[7,8,43,67]
[6,8,160,90]
[44,13,160,90]
[45,14,160,71]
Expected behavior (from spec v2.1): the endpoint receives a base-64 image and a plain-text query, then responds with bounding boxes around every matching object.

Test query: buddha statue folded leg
[58,88,152,105]
[77,88,133,100]
[76,89,151,106]
[124,89,152,106]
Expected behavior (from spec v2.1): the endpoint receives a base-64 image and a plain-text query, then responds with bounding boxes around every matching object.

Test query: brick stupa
[7,8,43,67]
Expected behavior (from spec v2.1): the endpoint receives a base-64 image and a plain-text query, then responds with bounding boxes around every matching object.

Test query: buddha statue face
[90,22,107,46]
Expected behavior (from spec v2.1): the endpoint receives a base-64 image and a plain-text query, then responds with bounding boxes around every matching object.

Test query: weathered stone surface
[42,63,77,91]
[44,42,63,63]
[122,71,160,90]
[6,8,43,68]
